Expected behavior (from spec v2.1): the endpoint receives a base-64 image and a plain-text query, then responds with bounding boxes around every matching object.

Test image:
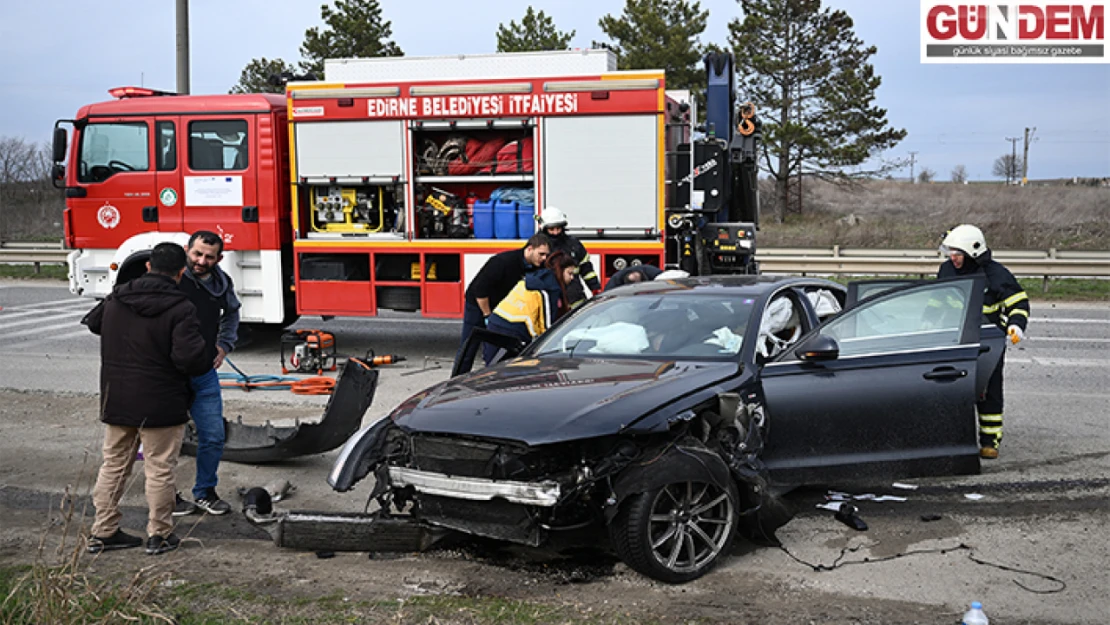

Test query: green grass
[2,565,661,625]
[0,264,67,280]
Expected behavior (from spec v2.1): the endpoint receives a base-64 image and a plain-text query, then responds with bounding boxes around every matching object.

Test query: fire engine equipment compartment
[309,184,400,234]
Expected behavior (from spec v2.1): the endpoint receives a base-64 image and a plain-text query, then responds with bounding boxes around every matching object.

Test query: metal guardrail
[1,244,1108,278]
[755,246,1110,278]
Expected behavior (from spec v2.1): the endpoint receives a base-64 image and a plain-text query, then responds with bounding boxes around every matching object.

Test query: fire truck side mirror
[51,164,65,182]
[52,127,68,163]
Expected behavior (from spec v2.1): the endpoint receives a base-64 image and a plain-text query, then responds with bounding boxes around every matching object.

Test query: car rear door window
[820,280,974,357]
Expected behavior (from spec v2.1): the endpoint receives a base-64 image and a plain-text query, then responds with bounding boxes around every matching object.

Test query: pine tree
[230,58,297,94]
[299,0,403,76]
[497,7,575,52]
[597,0,709,95]
[729,0,906,222]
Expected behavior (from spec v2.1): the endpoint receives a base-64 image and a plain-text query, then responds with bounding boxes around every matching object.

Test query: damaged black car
[325,275,1005,583]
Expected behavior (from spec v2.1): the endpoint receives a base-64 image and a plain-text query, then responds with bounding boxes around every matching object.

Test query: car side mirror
[795,334,839,361]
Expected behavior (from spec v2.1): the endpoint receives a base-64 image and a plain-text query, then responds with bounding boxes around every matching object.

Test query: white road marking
[1,318,88,341]
[1031,318,1110,324]
[1008,356,1110,367]
[13,327,95,350]
[1024,337,1110,343]
[7,298,91,310]
[0,310,87,331]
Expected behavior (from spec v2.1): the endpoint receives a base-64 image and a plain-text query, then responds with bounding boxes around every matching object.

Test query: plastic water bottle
[961,601,989,625]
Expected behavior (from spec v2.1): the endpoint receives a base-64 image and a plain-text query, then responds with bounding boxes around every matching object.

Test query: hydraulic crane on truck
[668,52,762,276]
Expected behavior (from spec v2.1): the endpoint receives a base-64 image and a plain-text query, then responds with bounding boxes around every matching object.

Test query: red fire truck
[53,50,760,326]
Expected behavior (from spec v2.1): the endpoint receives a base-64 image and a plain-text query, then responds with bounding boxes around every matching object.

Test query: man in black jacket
[453,232,551,375]
[174,231,241,516]
[83,242,209,555]
[936,224,1030,460]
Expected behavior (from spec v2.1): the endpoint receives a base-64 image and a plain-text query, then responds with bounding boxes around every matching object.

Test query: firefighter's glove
[1008,325,1025,345]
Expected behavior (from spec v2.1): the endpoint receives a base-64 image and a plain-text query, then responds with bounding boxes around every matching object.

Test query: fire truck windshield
[77,122,149,183]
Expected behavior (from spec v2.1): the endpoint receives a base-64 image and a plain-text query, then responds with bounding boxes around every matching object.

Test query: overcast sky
[2,0,1107,181]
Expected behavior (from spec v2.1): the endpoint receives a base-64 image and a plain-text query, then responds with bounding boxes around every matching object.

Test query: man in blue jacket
[174,231,241,515]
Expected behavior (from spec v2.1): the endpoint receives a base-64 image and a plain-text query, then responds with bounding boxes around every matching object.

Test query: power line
[908,151,918,183]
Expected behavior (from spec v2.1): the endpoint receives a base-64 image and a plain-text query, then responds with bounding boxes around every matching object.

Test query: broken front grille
[409,434,572,481]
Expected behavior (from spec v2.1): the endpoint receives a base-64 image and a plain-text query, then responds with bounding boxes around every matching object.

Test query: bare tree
[0,136,62,241]
[917,167,936,184]
[992,154,1024,182]
[950,164,968,184]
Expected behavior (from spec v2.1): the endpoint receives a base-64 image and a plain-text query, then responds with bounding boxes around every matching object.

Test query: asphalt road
[1,281,1108,623]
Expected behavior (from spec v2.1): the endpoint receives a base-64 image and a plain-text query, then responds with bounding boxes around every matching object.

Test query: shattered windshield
[530,293,754,360]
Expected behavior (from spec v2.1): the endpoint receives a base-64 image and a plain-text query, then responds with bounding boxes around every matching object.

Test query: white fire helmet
[941,224,988,258]
[538,207,568,229]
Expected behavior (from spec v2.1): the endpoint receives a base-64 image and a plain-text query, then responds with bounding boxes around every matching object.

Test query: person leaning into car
[931,224,1030,460]
[82,242,209,556]
[453,232,552,375]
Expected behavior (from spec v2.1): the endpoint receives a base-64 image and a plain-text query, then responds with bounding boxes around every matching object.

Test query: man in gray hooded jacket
[174,230,241,516]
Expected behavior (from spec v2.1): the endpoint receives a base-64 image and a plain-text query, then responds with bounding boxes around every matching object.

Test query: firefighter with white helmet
[537,207,599,307]
[934,224,1030,459]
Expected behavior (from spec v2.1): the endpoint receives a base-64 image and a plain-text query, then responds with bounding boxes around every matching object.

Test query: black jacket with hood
[179,264,241,367]
[82,273,209,428]
[937,249,1030,332]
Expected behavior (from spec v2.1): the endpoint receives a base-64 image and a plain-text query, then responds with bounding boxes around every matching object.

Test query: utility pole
[176,0,190,94]
[908,151,918,183]
[1021,127,1036,186]
[1005,137,1020,185]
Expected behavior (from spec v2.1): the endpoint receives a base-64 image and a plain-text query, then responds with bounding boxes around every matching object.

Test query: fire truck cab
[54,87,295,324]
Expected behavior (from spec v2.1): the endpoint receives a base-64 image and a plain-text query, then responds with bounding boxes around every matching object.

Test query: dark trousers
[977,352,1005,447]
[452,301,487,376]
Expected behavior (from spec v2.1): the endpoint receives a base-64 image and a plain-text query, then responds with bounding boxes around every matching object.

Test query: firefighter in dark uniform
[537,207,599,308]
[936,224,1029,459]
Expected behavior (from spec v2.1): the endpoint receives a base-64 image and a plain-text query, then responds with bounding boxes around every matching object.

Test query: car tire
[609,479,739,584]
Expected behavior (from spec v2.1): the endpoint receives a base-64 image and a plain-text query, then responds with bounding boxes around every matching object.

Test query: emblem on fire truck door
[159,187,178,207]
[96,203,120,230]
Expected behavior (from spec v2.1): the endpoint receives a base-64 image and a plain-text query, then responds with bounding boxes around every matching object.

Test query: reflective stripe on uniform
[983,302,1002,314]
[1003,291,1029,308]
[1009,308,1029,319]
[978,412,1003,438]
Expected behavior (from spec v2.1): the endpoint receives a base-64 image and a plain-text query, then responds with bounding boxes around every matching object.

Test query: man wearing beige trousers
[82,242,209,555]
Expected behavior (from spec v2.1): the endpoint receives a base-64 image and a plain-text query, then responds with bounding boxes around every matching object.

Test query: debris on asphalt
[834,503,868,531]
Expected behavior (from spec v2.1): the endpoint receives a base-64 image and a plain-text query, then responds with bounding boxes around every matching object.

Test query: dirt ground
[1,389,1106,624]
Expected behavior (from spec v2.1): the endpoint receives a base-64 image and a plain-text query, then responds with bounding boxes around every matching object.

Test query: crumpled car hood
[391,358,740,445]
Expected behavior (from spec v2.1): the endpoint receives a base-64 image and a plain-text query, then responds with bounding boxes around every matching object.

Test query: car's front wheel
[610,479,739,583]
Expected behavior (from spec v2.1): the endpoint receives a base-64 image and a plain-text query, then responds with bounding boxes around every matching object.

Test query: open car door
[758,276,989,486]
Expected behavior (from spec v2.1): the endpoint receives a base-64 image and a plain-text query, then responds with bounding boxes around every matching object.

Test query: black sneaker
[87,529,143,553]
[145,533,181,555]
[173,492,197,517]
[195,490,231,516]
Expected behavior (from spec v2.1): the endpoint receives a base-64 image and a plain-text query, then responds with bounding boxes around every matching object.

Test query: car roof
[602,274,844,298]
